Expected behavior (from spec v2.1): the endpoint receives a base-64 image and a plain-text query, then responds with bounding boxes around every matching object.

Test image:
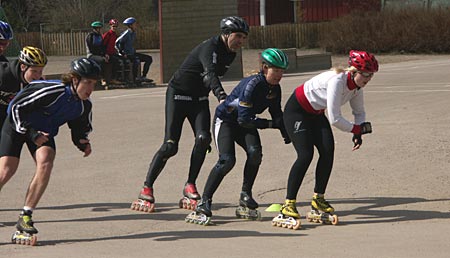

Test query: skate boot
[235,191,261,220]
[307,195,338,225]
[12,211,38,246]
[179,183,201,210]
[130,186,155,213]
[271,199,301,230]
[185,197,212,225]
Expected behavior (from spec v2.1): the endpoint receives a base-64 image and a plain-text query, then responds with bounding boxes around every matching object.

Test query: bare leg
[0,156,20,191]
[24,146,55,208]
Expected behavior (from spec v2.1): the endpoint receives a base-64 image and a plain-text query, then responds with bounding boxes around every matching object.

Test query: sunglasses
[358,71,374,78]
[112,25,118,27]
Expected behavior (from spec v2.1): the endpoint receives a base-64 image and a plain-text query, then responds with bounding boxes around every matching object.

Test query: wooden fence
[13,23,329,56]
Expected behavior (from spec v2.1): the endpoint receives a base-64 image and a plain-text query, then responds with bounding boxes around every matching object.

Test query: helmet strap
[221,34,233,52]
[350,72,361,90]
[71,77,81,100]
[20,64,31,84]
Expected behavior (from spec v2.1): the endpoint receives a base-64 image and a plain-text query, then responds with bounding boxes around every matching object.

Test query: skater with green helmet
[261,48,289,70]
[186,48,290,225]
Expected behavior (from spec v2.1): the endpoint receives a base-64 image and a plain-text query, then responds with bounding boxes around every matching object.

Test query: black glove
[272,117,283,129]
[360,122,372,135]
[282,134,291,144]
[76,141,89,152]
[280,126,291,144]
[352,134,362,147]
[217,91,227,102]
[26,127,42,143]
[253,118,272,129]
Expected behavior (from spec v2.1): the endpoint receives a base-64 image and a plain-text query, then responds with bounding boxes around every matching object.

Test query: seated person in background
[115,17,153,83]
[102,18,122,85]
[86,21,112,86]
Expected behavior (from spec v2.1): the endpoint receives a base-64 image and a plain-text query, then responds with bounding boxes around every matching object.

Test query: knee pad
[213,154,236,176]
[247,145,262,166]
[158,141,178,159]
[194,131,211,150]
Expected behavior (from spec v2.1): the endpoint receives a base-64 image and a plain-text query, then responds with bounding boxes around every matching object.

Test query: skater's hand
[34,131,50,146]
[77,139,92,157]
[352,134,362,151]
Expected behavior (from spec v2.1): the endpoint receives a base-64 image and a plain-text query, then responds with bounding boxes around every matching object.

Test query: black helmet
[220,16,249,35]
[71,58,101,79]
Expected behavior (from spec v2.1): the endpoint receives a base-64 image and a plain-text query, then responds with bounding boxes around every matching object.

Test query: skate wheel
[281,223,287,228]
[306,212,312,222]
[30,236,37,246]
[271,220,277,227]
[293,219,301,230]
[178,199,184,209]
[331,215,339,225]
[276,221,282,227]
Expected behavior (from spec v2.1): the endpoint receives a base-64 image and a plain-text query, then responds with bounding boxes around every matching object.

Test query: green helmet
[91,21,103,28]
[261,48,289,69]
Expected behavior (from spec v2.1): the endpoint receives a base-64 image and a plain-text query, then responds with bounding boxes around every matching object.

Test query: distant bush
[319,7,450,54]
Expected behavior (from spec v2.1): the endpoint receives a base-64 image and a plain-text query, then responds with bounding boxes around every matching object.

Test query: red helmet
[348,50,379,73]
[109,19,119,26]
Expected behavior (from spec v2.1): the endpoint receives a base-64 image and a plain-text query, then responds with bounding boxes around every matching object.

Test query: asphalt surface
[1,54,450,257]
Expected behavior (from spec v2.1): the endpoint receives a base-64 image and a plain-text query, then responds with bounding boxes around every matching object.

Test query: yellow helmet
[19,46,48,67]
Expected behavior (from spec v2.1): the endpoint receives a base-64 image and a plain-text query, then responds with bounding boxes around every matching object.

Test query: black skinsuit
[144,35,236,188]
[0,59,26,131]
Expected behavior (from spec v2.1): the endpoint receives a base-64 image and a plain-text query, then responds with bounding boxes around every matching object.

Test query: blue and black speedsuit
[0,81,92,157]
[201,71,290,205]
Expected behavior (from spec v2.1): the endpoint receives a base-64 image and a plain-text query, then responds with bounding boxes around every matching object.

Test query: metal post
[39,23,45,51]
[260,0,266,26]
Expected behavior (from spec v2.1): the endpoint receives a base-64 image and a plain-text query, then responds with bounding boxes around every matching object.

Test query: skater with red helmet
[272,50,378,229]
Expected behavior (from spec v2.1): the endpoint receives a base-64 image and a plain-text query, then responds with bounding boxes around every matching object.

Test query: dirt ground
[1,51,450,257]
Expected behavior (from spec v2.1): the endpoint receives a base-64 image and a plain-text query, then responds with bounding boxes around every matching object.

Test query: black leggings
[144,87,211,187]
[202,117,262,200]
[283,93,334,200]
[130,53,153,78]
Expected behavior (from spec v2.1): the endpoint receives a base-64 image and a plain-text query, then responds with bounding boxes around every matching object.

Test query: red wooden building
[300,0,381,22]
[238,0,381,25]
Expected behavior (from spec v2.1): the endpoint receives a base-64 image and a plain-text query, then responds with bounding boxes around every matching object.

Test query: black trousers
[283,92,335,200]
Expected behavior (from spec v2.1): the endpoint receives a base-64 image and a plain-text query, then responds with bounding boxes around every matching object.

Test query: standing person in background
[86,21,110,87]
[0,21,13,62]
[130,16,249,213]
[102,18,122,87]
[272,50,377,230]
[0,46,47,131]
[185,48,291,225]
[115,17,153,83]
[0,58,100,245]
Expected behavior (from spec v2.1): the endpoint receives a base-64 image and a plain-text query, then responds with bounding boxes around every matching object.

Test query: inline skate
[235,191,261,220]
[271,199,301,230]
[130,186,155,213]
[11,211,38,246]
[179,183,200,210]
[185,197,212,225]
[306,195,338,225]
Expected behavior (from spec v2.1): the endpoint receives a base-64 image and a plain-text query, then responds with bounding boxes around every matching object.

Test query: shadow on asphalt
[1,196,449,245]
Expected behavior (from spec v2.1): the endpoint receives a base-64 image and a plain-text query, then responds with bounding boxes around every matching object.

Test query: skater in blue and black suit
[0,58,101,239]
[186,48,291,223]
